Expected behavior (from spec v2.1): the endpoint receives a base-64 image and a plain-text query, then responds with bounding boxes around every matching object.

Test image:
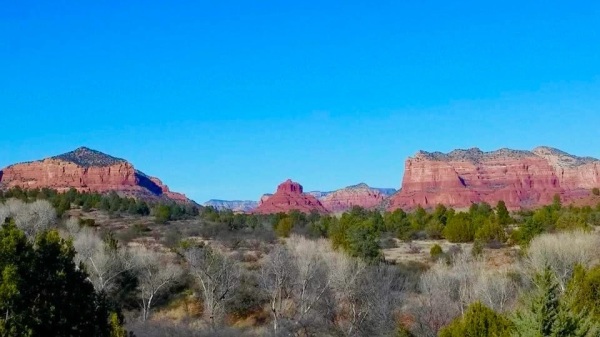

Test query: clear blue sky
[1,1,600,203]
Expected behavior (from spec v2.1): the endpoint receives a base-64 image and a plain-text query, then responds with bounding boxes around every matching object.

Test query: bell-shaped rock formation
[253,179,328,214]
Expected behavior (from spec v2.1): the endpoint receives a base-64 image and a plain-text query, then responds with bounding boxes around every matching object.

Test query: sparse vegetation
[2,188,600,336]
[430,244,443,259]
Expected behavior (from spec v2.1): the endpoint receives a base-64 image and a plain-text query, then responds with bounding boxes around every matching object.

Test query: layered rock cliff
[0,147,192,203]
[389,146,600,210]
[253,179,328,214]
[320,183,396,212]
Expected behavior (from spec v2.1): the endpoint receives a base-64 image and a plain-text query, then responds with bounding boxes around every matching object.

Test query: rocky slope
[320,183,396,212]
[252,179,328,214]
[389,146,600,210]
[203,200,258,212]
[0,147,191,203]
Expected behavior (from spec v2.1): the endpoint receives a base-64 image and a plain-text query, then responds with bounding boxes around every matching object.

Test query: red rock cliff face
[1,159,137,191]
[0,147,193,203]
[320,183,393,213]
[253,179,328,214]
[389,147,600,210]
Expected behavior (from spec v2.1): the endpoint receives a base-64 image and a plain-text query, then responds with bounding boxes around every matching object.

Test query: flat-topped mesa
[253,179,328,214]
[0,147,193,204]
[390,146,600,210]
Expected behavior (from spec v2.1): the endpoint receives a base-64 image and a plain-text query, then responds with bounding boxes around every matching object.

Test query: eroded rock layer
[389,146,600,210]
[0,147,191,203]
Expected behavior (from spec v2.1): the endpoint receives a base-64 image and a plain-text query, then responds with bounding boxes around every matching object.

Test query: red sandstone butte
[253,179,328,214]
[389,147,600,210]
[320,183,392,213]
[0,147,191,203]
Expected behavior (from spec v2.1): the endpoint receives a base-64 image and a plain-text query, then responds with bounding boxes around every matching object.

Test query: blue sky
[1,1,599,203]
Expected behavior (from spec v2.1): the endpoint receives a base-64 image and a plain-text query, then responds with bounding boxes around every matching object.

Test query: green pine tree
[439,302,513,337]
[496,200,512,226]
[0,222,119,336]
[511,266,599,337]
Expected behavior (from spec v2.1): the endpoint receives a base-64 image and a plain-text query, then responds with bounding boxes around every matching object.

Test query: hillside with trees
[1,187,600,336]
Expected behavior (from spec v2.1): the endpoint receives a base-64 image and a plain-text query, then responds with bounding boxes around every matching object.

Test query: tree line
[0,186,199,222]
[2,188,600,336]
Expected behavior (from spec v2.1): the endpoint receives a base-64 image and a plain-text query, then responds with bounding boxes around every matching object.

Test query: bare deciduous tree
[412,260,461,337]
[0,204,10,224]
[525,230,600,291]
[132,247,183,321]
[411,251,519,337]
[474,270,518,312]
[184,246,241,329]
[260,245,297,335]
[1,199,56,238]
[258,236,406,336]
[451,251,481,315]
[71,226,135,293]
[287,236,332,334]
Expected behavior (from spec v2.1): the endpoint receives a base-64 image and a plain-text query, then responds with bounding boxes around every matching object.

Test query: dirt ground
[382,238,521,268]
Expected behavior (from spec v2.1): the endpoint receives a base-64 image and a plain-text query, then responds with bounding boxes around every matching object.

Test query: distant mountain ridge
[206,183,397,213]
[203,200,258,212]
[4,145,598,212]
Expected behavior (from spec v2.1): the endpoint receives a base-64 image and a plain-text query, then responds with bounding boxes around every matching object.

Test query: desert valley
[3,1,600,336]
[2,145,600,336]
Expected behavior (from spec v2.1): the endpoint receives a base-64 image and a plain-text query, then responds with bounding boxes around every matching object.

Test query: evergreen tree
[496,200,511,226]
[475,216,506,245]
[0,222,125,336]
[384,208,412,240]
[566,265,600,320]
[552,194,562,211]
[274,217,293,237]
[512,266,598,337]
[443,212,475,242]
[439,302,513,337]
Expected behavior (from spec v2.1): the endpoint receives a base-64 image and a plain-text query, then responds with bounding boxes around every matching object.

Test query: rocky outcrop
[320,183,396,212]
[203,200,258,212]
[211,184,397,214]
[253,179,328,214]
[0,147,193,203]
[260,194,273,204]
[389,146,600,210]
[144,175,189,202]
